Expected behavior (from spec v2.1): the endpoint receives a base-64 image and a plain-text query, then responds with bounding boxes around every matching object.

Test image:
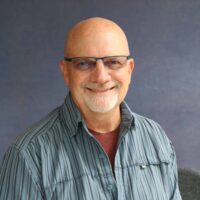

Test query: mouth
[86,86,117,93]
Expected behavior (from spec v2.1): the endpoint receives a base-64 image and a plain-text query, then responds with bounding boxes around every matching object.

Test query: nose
[90,60,111,83]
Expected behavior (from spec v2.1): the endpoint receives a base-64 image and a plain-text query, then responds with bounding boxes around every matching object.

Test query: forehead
[65,22,130,57]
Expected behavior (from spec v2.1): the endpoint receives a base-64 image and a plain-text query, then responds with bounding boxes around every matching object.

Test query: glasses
[64,55,131,71]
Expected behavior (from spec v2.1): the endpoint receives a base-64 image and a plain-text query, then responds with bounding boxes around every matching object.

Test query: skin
[60,17,134,133]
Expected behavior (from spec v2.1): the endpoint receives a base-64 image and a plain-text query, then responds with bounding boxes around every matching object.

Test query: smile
[86,86,116,93]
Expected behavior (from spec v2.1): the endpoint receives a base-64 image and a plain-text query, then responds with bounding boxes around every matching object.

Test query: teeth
[89,89,109,92]
[86,86,116,92]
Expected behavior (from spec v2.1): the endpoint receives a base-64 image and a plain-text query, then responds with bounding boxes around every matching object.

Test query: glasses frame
[64,55,132,71]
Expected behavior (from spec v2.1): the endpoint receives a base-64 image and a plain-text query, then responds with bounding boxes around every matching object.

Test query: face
[60,20,134,115]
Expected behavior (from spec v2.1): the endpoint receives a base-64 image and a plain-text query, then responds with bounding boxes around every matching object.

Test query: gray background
[0,0,200,170]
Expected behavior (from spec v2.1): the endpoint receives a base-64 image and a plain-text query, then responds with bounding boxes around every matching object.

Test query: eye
[104,59,122,69]
[105,60,121,65]
[73,60,95,70]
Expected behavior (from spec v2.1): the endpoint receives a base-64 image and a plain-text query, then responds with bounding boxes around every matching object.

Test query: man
[0,17,182,199]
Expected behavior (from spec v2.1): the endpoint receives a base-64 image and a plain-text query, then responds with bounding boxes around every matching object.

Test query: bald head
[64,17,130,57]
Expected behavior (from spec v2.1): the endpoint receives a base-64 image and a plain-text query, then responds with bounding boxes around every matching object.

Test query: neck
[82,107,121,134]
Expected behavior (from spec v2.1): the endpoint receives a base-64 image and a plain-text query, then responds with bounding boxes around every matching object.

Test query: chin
[84,94,119,113]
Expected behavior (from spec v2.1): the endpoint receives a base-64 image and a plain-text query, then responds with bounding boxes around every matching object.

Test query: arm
[169,143,182,200]
[0,146,44,200]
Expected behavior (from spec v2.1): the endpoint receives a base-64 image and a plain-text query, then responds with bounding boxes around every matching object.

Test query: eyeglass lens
[71,56,129,71]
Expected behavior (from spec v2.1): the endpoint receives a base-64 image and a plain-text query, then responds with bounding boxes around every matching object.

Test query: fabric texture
[0,93,182,200]
[178,168,200,200]
[90,127,119,170]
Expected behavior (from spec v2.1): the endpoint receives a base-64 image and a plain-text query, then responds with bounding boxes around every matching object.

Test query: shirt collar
[120,101,135,130]
[60,93,83,137]
[60,93,135,137]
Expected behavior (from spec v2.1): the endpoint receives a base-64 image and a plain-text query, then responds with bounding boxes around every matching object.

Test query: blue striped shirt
[0,93,182,199]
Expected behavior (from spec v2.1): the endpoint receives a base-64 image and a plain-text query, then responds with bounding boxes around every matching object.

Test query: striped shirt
[0,93,182,199]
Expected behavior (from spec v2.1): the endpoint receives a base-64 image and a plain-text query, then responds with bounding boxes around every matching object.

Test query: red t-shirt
[89,127,120,171]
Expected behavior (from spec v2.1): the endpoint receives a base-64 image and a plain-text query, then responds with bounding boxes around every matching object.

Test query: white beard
[83,90,118,113]
[80,81,119,113]
[80,81,120,113]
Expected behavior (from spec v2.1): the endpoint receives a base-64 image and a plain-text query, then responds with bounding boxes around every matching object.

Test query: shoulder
[133,112,169,141]
[13,106,62,152]
[120,101,172,153]
[131,112,173,161]
[0,108,63,196]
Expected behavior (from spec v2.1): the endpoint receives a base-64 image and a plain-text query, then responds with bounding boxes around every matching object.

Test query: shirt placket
[86,129,118,200]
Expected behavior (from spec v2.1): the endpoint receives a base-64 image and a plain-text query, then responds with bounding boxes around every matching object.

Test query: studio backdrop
[0,0,200,170]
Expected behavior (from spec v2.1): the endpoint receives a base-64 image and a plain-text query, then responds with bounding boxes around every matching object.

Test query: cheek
[69,72,88,89]
[115,71,132,86]
[68,79,79,90]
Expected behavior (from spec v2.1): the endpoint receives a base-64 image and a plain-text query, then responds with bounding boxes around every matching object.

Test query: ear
[60,60,70,86]
[128,58,134,75]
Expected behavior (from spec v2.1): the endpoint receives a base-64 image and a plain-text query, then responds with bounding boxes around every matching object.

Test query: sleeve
[0,146,44,200]
[154,122,182,199]
[169,143,182,200]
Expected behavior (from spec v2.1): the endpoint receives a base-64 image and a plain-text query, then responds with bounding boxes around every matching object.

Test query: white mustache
[82,81,120,90]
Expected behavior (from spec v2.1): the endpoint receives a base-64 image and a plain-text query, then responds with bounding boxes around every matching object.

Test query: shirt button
[140,165,146,169]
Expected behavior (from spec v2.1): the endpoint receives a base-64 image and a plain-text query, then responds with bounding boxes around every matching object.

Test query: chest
[41,129,171,200]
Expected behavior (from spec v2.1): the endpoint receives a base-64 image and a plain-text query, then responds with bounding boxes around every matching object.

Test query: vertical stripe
[0,93,182,199]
